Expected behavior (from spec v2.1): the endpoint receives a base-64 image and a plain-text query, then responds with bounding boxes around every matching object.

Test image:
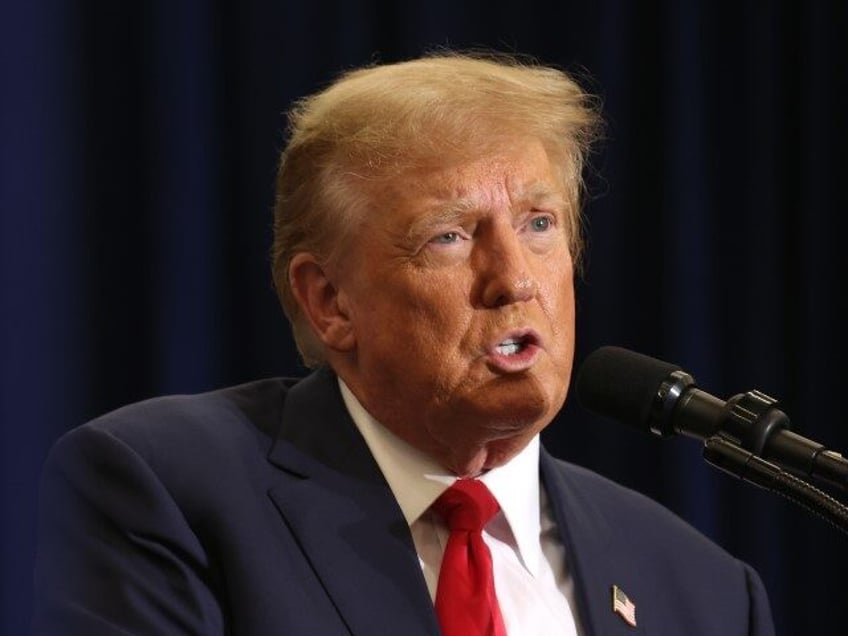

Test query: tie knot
[433,479,500,532]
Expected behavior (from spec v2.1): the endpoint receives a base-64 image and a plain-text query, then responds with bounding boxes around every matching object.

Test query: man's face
[334,138,576,474]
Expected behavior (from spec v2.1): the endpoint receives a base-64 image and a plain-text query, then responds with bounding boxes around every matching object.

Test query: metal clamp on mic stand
[720,390,848,493]
[703,435,848,536]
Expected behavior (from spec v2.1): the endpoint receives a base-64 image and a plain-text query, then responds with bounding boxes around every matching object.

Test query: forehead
[374,138,567,218]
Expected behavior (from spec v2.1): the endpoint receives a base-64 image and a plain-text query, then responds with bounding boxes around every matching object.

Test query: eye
[529,215,554,232]
[430,231,461,245]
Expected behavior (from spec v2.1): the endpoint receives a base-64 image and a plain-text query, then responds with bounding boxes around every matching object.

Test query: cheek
[540,261,575,317]
[357,272,470,348]
[397,269,471,318]
[540,268,576,363]
[393,275,480,377]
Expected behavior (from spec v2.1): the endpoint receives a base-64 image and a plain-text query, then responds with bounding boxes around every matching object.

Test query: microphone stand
[703,436,848,536]
[719,390,848,492]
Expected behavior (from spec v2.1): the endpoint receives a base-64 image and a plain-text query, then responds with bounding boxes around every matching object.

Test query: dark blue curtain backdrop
[2,1,846,634]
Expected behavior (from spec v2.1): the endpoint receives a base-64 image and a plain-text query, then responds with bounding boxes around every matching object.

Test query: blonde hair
[272,52,602,367]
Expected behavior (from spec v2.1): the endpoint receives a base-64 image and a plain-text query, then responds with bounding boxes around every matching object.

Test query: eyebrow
[404,182,568,243]
[404,200,477,243]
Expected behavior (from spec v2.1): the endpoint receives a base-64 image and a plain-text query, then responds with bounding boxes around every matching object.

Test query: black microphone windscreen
[575,346,681,430]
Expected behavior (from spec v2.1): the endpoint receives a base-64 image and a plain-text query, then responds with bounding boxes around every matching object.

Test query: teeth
[496,338,523,356]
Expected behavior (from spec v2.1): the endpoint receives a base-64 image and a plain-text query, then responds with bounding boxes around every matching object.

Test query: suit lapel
[541,450,646,636]
[266,368,439,636]
[264,370,647,635]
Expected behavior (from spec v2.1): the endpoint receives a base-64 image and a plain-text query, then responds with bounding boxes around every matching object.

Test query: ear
[288,253,356,353]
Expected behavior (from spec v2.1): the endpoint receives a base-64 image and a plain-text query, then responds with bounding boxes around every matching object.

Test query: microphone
[575,346,848,491]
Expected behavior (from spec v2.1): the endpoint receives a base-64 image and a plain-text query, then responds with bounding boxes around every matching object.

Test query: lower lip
[486,343,542,373]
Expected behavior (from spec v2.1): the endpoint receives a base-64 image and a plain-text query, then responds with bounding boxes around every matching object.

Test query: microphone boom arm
[704,436,848,536]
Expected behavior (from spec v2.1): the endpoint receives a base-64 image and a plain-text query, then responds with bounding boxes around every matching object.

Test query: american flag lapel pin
[612,584,637,627]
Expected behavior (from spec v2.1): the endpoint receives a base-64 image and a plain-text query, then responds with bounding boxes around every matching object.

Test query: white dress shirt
[339,380,582,636]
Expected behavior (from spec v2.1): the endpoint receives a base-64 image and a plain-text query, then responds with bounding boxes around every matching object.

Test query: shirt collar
[338,378,543,577]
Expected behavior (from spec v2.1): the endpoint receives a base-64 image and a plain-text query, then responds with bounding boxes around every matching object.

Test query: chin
[481,439,530,471]
[457,372,560,436]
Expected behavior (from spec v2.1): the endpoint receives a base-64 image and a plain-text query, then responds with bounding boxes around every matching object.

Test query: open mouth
[496,338,525,356]
[494,332,538,357]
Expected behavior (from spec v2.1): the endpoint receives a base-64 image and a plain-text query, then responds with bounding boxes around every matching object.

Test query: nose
[476,224,538,308]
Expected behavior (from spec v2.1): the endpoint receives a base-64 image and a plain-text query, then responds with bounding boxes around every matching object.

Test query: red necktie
[432,479,507,636]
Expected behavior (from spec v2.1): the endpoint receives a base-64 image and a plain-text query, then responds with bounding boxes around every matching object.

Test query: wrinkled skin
[291,138,576,476]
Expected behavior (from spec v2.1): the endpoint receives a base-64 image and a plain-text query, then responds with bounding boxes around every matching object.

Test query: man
[34,54,774,635]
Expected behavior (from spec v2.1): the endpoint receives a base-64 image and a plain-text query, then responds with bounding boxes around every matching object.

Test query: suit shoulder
[543,455,775,633]
[545,455,737,561]
[51,378,297,474]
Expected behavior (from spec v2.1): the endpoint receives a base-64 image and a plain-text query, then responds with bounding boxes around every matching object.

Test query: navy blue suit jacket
[34,367,774,635]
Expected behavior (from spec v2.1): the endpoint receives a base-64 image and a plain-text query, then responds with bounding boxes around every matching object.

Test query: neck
[434,434,531,477]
